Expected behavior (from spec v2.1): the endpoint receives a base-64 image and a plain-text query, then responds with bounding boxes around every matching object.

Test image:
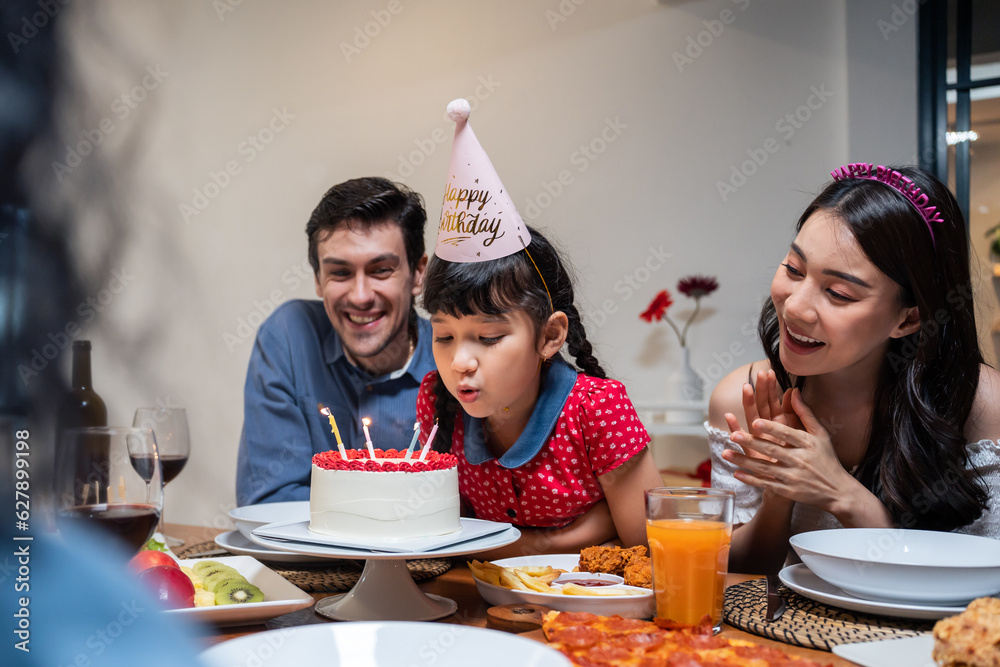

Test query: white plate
[229,500,310,541]
[254,517,510,553]
[214,530,332,564]
[779,564,965,620]
[167,556,313,626]
[473,554,655,619]
[199,621,571,667]
[790,528,1000,605]
[832,635,935,667]
[251,524,520,559]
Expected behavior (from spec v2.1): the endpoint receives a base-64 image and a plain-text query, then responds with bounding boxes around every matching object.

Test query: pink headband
[830,164,945,244]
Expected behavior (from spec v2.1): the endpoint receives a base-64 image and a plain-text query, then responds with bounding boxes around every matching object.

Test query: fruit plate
[472,554,655,619]
[169,556,313,626]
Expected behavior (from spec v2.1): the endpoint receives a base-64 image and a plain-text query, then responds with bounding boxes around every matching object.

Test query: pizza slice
[542,610,832,667]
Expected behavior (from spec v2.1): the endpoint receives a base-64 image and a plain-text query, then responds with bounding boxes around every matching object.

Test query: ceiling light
[947,130,979,146]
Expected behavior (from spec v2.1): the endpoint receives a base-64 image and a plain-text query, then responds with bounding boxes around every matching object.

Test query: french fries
[467,560,644,597]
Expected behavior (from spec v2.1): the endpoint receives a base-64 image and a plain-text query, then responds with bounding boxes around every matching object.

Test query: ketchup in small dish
[557,578,616,587]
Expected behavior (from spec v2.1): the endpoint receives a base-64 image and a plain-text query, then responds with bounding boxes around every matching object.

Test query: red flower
[695,458,712,487]
[677,275,719,299]
[639,290,673,322]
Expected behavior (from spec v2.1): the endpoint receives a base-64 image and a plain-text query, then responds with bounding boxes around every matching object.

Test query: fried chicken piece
[623,555,652,589]
[578,545,647,577]
[933,597,1000,667]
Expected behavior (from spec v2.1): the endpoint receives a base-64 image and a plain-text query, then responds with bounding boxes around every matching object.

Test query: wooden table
[168,524,855,665]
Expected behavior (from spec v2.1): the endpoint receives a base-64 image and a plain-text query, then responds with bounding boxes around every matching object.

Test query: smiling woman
[708,164,1000,575]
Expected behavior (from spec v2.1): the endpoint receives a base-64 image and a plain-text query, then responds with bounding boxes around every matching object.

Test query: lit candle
[418,419,439,462]
[404,422,420,459]
[362,417,376,459]
[319,404,347,458]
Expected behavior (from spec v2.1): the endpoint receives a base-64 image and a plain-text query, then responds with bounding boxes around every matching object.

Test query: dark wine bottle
[56,340,110,506]
[67,340,107,428]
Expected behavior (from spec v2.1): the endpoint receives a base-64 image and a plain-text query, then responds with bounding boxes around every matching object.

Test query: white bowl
[790,528,1000,605]
[228,501,310,541]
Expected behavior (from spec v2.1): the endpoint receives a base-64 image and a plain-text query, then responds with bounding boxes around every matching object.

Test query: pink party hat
[436,99,530,262]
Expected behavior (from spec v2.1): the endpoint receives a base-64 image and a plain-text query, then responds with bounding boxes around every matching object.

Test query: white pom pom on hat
[446,98,471,123]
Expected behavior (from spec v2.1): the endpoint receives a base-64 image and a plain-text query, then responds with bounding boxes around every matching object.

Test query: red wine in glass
[55,426,163,555]
[58,503,160,551]
[130,453,189,485]
[132,407,190,546]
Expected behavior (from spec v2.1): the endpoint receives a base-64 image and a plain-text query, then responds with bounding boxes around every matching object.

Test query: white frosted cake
[309,448,460,541]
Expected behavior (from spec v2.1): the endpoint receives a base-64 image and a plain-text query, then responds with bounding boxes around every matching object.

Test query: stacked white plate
[779,528,1000,620]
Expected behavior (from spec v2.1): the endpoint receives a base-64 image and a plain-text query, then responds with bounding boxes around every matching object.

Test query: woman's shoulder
[966,364,1000,443]
[707,360,771,430]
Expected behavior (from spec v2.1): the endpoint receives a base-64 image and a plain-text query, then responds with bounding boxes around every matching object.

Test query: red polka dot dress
[416,358,650,528]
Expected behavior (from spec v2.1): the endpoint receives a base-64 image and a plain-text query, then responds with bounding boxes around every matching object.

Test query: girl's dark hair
[759,165,987,531]
[421,225,604,449]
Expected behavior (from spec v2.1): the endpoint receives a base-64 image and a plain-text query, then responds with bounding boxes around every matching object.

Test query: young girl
[417,226,664,557]
[709,164,1000,574]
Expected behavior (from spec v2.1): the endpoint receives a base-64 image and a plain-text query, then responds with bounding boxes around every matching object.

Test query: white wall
[56,0,916,528]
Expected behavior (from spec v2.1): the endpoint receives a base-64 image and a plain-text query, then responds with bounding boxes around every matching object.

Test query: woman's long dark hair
[421,225,604,450]
[759,166,987,531]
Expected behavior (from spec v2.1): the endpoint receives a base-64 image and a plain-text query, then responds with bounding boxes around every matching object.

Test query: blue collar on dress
[462,355,578,469]
[323,315,432,384]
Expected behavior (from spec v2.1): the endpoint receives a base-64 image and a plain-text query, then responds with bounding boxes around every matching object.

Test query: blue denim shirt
[235,299,435,505]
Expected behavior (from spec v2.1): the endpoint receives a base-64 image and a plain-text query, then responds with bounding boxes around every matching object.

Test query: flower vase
[665,347,704,424]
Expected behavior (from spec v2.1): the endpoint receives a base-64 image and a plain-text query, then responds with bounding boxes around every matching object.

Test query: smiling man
[236,178,435,505]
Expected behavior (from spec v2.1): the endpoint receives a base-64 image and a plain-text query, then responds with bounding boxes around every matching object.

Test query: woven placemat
[175,540,452,593]
[724,578,934,651]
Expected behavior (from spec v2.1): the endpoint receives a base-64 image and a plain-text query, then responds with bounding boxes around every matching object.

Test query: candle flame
[362,417,370,426]
[413,422,419,431]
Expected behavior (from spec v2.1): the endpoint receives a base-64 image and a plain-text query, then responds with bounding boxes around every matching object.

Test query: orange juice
[647,519,732,626]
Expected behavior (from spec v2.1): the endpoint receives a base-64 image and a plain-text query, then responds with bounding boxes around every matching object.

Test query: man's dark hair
[306,177,426,274]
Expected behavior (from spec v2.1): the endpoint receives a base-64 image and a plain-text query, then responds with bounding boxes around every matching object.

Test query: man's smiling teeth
[347,313,380,324]
[789,329,822,344]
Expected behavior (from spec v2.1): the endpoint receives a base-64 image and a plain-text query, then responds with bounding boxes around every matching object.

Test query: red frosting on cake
[312,448,458,472]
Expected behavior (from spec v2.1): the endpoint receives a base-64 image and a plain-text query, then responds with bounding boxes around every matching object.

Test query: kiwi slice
[214,579,264,605]
[204,571,247,593]
[192,560,226,574]
[193,561,238,579]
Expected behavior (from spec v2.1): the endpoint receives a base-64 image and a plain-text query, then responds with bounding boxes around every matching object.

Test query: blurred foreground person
[0,2,204,664]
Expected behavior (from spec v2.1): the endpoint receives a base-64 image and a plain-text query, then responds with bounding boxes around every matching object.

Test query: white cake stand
[250,523,519,622]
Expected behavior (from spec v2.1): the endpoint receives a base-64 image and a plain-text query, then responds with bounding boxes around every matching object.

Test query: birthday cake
[309,449,461,541]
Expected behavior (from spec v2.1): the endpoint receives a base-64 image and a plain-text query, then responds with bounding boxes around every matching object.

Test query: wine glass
[54,426,163,553]
[133,406,190,546]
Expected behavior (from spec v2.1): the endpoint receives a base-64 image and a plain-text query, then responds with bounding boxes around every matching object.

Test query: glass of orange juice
[645,487,735,633]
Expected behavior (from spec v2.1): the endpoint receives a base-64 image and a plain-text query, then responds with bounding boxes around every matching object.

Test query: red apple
[137,565,195,609]
[128,549,180,574]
